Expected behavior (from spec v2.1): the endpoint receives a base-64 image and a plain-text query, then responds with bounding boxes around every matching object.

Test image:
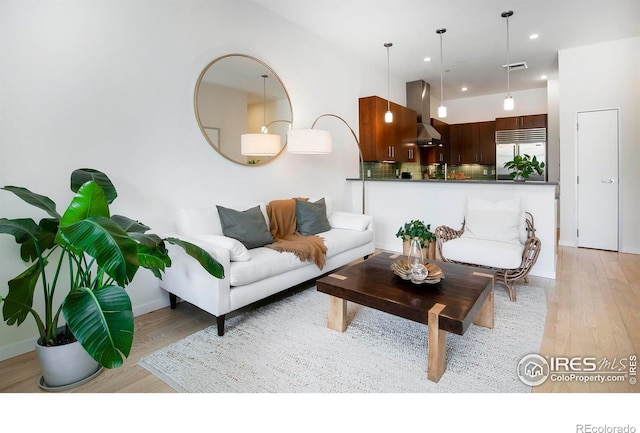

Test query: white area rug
[139,285,547,393]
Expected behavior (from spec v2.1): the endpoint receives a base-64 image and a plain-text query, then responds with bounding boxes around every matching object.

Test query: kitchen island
[346,177,557,279]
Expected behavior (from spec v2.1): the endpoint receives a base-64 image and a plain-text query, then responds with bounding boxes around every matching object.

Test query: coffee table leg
[428,303,447,382]
[473,288,494,329]
[472,273,495,329]
[327,296,347,332]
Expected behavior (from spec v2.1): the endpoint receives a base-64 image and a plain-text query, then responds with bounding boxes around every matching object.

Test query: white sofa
[160,198,375,335]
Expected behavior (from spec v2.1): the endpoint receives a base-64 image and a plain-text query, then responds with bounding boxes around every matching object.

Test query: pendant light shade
[384,42,393,123]
[436,28,447,118]
[502,10,515,111]
[241,74,281,156]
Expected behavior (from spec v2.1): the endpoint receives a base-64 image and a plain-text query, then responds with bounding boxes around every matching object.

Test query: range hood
[406,80,442,146]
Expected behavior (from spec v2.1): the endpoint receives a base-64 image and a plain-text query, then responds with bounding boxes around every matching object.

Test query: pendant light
[241,74,281,156]
[384,42,393,123]
[502,10,515,111]
[260,74,269,132]
[436,28,447,118]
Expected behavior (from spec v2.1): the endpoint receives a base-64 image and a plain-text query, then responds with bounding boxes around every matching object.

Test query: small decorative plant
[503,153,545,180]
[0,168,224,370]
[395,219,435,249]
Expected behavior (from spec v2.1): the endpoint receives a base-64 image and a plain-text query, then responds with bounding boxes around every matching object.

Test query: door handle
[601,178,615,184]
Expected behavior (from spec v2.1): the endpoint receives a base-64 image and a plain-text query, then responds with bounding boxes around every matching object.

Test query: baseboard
[0,338,36,362]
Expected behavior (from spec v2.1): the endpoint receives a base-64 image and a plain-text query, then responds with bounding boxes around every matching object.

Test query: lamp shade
[503,96,514,111]
[240,133,281,156]
[286,129,332,154]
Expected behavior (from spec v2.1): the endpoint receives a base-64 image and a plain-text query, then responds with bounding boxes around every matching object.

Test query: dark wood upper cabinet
[495,114,547,130]
[449,120,495,165]
[477,121,496,164]
[359,96,417,162]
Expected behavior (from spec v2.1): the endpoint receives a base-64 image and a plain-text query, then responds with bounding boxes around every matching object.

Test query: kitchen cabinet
[495,114,547,130]
[477,121,496,164]
[449,121,495,164]
[359,96,417,162]
[421,118,449,164]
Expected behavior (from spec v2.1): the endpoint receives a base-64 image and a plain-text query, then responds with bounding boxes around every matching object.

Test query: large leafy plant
[0,168,224,369]
[503,153,545,180]
[395,219,435,249]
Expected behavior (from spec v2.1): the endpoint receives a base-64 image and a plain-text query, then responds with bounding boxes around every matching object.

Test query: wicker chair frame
[434,212,542,302]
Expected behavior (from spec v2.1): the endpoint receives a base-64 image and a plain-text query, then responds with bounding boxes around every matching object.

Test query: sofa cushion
[461,197,522,245]
[216,205,275,249]
[228,227,374,287]
[442,237,524,269]
[229,247,309,286]
[329,211,370,231]
[295,198,331,236]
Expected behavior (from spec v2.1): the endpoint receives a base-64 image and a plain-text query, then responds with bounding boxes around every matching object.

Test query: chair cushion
[461,197,522,245]
[442,237,524,269]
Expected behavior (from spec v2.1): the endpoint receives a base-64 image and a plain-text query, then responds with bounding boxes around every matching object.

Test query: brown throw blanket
[265,198,327,269]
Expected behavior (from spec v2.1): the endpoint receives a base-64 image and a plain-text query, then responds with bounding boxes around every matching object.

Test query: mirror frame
[194,54,293,166]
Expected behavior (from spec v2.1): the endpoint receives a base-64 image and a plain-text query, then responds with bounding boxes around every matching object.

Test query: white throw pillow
[196,234,251,262]
[461,197,522,245]
[329,212,370,231]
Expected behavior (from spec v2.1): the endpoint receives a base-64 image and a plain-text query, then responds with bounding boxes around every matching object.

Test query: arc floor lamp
[287,114,366,215]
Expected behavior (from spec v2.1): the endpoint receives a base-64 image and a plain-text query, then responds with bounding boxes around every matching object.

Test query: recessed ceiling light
[540,75,548,80]
[529,34,539,40]
[461,87,468,91]
[424,57,431,62]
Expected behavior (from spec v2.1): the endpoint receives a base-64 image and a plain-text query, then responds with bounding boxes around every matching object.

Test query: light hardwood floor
[0,245,638,393]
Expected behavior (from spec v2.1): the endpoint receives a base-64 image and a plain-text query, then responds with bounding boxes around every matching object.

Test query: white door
[577,109,619,251]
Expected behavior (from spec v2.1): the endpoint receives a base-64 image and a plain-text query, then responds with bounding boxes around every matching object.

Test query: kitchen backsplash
[362,162,497,181]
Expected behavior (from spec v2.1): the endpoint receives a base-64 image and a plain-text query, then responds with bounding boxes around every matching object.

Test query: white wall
[558,37,640,253]
[0,0,394,360]
[433,87,548,124]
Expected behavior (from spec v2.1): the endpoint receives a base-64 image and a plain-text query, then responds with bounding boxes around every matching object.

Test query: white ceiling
[254,0,640,100]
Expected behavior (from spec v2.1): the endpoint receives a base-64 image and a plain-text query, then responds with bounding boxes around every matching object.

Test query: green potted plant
[503,153,545,181]
[395,219,436,259]
[0,168,224,389]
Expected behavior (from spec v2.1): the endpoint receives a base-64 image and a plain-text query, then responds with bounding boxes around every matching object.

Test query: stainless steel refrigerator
[496,128,547,181]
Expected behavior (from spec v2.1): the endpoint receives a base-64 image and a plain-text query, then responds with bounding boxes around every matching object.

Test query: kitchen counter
[345,176,557,279]
[347,177,559,185]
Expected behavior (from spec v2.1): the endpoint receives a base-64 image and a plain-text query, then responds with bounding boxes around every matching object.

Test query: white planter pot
[35,339,101,389]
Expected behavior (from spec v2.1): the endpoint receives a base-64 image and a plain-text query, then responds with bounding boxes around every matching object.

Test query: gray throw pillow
[216,205,274,249]
[295,198,331,236]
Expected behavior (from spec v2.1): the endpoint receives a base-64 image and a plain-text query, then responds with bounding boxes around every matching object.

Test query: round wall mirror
[194,54,292,166]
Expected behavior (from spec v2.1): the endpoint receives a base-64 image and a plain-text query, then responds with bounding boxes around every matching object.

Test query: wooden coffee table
[316,251,495,383]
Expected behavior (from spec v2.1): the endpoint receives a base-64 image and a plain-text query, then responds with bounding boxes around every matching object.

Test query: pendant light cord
[505,14,511,97]
[438,29,445,104]
[386,43,391,112]
[262,74,268,131]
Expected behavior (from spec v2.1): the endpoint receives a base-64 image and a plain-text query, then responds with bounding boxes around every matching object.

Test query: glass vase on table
[407,238,428,282]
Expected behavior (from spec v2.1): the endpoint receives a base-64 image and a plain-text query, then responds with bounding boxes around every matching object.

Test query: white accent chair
[435,197,541,301]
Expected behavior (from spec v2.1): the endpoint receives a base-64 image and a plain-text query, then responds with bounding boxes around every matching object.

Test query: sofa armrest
[160,233,232,317]
[329,211,373,232]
